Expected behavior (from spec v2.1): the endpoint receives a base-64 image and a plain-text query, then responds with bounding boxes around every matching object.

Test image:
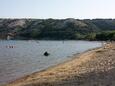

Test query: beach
[7,42,115,86]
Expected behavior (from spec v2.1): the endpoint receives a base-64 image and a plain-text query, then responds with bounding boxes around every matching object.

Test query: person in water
[44,51,50,56]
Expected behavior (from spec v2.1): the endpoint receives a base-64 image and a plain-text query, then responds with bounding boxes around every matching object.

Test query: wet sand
[7,42,115,86]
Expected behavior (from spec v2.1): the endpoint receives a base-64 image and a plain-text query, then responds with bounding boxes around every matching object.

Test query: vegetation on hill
[0,18,115,40]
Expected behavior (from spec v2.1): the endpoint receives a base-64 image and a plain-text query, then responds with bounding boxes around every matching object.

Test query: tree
[85,33,96,40]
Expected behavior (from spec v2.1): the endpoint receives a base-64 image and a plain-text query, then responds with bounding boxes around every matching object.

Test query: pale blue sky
[0,0,115,19]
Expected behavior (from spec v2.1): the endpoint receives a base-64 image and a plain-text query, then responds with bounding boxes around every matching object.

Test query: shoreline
[7,46,102,86]
[8,42,115,86]
[5,47,98,83]
[1,40,100,84]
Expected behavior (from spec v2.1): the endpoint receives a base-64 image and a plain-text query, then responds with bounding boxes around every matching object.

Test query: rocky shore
[8,42,115,86]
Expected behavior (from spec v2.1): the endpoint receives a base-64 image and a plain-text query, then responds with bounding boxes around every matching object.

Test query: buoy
[44,51,50,56]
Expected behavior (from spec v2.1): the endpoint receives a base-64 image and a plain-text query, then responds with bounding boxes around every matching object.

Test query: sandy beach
[7,42,115,86]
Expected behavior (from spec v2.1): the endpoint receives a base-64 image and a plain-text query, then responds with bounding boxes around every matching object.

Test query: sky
[0,0,115,19]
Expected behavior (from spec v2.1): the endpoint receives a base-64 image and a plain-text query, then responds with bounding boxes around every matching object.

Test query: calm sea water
[0,40,101,83]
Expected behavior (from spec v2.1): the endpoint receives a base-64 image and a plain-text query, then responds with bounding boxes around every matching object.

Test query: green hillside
[0,18,115,40]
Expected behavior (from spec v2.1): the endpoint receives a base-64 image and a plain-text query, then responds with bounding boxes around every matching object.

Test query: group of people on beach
[102,41,113,49]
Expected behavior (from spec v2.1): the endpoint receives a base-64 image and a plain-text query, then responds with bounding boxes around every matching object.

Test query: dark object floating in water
[44,51,50,56]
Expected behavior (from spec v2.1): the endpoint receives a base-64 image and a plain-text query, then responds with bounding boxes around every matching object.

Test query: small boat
[44,51,50,56]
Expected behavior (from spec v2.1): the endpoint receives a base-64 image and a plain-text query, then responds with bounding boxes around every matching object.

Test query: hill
[0,18,115,40]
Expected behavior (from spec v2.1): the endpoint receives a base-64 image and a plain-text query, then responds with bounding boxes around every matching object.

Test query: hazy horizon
[0,0,115,19]
[0,18,115,20]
